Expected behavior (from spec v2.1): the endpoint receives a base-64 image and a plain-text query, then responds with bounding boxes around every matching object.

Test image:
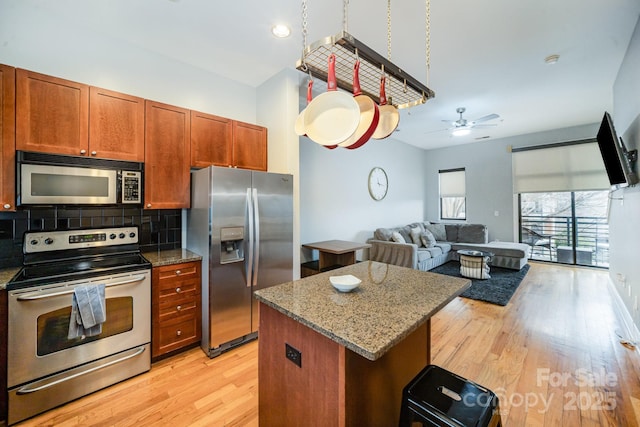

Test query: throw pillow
[420,230,437,248]
[410,227,423,247]
[391,231,406,243]
[398,227,413,244]
[374,227,393,241]
[425,223,447,241]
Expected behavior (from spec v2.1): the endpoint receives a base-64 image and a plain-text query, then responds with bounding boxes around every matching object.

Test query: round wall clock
[368,167,388,201]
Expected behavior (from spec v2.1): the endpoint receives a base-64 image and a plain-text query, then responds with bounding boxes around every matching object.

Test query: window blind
[512,140,609,193]
[439,169,466,197]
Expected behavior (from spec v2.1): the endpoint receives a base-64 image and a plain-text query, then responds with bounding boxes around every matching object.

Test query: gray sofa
[368,222,530,271]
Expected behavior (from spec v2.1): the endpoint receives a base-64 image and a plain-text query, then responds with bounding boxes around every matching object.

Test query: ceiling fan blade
[472,113,499,124]
[424,127,452,134]
[471,123,498,128]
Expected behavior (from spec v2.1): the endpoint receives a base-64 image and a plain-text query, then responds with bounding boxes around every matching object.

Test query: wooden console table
[302,240,371,272]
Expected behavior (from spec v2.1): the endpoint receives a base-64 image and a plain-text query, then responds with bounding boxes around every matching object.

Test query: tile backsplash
[0,207,182,268]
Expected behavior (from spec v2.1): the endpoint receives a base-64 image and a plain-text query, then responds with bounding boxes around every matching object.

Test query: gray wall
[611,16,640,331]
[422,123,599,242]
[299,135,427,261]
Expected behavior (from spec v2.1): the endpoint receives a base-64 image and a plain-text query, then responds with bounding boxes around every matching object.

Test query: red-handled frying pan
[371,75,400,139]
[294,80,313,136]
[304,54,361,146]
[339,60,380,149]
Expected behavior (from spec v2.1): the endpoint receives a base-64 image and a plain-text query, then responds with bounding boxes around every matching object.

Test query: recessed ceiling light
[545,54,560,65]
[271,24,291,38]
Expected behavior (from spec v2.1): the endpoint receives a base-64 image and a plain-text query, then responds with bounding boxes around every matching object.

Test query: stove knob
[129,232,136,238]
[119,233,125,239]
[44,238,54,245]
[110,233,117,240]
[30,239,39,246]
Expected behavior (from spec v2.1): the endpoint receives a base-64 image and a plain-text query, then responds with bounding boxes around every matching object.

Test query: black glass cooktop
[7,253,150,290]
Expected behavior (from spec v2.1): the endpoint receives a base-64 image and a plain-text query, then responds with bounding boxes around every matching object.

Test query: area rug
[430,261,530,306]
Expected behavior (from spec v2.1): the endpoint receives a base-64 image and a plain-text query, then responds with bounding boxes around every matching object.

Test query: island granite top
[254,261,470,361]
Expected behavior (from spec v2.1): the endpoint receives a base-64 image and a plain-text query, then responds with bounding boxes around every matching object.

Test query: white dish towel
[68,284,106,339]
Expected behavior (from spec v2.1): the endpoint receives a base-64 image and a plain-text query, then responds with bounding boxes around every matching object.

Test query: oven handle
[16,274,147,301]
[15,345,147,395]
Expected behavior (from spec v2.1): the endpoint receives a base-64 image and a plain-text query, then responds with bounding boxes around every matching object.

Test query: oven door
[7,270,151,388]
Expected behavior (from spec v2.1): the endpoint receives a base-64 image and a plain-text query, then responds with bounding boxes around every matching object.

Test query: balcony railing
[521,216,609,268]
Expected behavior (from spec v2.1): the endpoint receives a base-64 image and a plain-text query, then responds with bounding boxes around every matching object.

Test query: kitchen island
[254,261,471,427]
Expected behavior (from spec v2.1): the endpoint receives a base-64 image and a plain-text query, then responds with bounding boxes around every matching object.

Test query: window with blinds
[512,140,609,193]
[439,168,466,220]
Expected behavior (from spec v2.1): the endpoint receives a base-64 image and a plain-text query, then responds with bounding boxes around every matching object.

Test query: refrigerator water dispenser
[220,227,245,264]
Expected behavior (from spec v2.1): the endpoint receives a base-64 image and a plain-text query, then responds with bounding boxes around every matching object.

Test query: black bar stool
[399,365,501,427]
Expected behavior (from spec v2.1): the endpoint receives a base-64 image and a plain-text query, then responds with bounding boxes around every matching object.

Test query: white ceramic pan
[339,60,380,149]
[304,54,361,146]
[371,75,400,139]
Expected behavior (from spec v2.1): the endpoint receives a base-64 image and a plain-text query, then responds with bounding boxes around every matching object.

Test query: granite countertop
[254,260,470,361]
[0,267,21,290]
[142,248,202,267]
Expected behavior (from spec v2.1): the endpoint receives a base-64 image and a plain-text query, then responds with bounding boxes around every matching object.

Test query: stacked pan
[295,54,399,149]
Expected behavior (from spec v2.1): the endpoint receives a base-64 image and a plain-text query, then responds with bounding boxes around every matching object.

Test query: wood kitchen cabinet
[190,110,233,168]
[89,86,144,161]
[16,69,89,156]
[191,112,267,171]
[144,100,191,209]
[233,121,267,171]
[152,261,202,360]
[0,64,15,212]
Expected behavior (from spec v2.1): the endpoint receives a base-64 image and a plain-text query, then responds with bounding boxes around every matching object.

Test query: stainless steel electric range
[6,226,151,425]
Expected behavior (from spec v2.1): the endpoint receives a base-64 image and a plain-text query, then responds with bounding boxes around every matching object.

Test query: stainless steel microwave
[16,151,143,206]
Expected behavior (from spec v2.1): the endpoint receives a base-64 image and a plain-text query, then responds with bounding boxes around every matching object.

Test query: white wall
[422,123,599,242]
[299,134,427,262]
[611,16,640,332]
[257,69,302,278]
[0,1,256,122]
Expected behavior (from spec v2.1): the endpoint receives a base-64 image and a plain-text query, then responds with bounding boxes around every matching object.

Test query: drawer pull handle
[176,287,181,293]
[176,330,182,336]
[176,305,182,311]
[175,270,181,275]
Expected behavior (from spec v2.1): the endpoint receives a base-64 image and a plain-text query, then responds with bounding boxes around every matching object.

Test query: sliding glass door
[519,191,609,267]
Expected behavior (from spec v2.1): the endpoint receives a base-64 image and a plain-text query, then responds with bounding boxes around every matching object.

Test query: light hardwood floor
[17,262,640,426]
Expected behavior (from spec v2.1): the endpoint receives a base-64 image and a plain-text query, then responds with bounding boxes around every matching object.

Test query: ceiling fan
[429,107,500,136]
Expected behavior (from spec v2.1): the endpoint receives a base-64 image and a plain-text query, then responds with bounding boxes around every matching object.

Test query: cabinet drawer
[157,263,198,281]
[157,315,199,352]
[157,278,199,298]
[159,297,197,319]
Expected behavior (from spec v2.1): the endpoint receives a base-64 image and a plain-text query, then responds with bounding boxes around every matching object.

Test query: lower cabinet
[152,261,202,360]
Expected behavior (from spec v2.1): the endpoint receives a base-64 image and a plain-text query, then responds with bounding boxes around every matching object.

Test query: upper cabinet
[16,70,145,161]
[0,64,16,211]
[144,100,191,209]
[191,113,267,171]
[16,69,89,156]
[233,121,267,171]
[190,111,232,168]
[89,87,144,161]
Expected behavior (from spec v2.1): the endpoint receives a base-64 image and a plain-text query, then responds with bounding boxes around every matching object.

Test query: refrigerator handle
[246,188,254,288]
[252,188,260,287]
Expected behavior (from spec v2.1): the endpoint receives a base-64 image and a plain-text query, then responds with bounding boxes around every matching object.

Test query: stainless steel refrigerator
[186,166,293,357]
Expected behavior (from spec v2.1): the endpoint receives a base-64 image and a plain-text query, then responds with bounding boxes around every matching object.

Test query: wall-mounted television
[596,111,638,189]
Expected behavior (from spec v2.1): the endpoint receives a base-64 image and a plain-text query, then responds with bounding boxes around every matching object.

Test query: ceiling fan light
[452,128,471,136]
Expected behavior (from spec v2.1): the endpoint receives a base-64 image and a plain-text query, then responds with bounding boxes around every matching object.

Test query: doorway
[519,191,609,268]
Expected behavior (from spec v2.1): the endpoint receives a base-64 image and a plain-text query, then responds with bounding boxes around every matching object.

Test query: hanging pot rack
[296,31,434,109]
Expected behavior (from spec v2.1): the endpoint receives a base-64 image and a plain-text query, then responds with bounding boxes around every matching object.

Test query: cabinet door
[0,64,15,212]
[232,121,267,171]
[144,100,190,209]
[89,87,144,161]
[191,110,232,168]
[16,69,89,156]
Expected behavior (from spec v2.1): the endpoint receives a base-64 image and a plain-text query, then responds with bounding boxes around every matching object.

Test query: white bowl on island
[329,275,361,292]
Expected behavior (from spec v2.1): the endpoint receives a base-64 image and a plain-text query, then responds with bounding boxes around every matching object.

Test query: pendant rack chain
[301,0,308,70]
[426,0,431,85]
[387,0,392,61]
